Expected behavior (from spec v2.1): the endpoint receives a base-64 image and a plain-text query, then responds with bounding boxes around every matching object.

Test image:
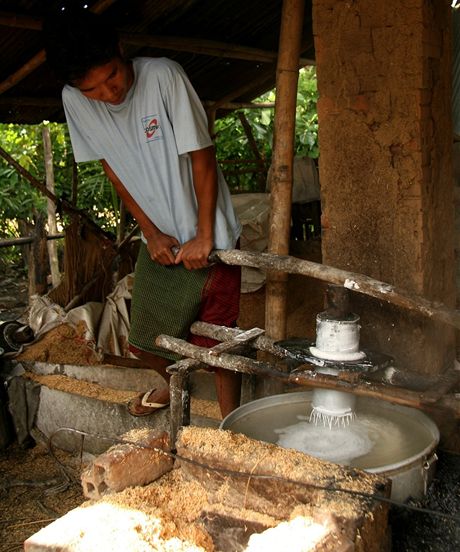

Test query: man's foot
[127,387,170,417]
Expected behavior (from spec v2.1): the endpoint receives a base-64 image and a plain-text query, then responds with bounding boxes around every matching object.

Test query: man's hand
[145,231,180,265]
[174,236,213,270]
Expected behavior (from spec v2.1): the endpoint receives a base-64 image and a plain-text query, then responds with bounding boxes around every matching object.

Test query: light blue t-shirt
[62,57,241,249]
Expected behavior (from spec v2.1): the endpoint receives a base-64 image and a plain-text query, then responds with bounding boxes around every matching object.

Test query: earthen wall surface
[313,0,455,374]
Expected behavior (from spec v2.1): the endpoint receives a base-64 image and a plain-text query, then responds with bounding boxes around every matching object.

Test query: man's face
[74,57,133,105]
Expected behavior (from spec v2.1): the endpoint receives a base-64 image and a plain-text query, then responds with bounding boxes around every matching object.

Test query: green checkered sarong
[129,242,209,361]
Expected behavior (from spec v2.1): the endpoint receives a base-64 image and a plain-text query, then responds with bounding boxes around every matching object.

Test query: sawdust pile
[24,372,136,404]
[190,398,222,420]
[16,322,101,365]
[177,426,385,522]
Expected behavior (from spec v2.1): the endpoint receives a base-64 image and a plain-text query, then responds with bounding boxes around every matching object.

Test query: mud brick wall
[313,0,455,374]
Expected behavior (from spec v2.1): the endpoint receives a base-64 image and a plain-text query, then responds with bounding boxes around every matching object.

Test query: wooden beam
[0,50,46,95]
[0,97,276,112]
[42,125,61,287]
[203,101,275,110]
[121,32,276,64]
[0,7,314,97]
[210,72,276,111]
[156,332,460,417]
[0,10,314,65]
[0,0,117,95]
[208,249,460,330]
[0,11,42,30]
[122,32,313,66]
[0,234,63,248]
[220,159,266,165]
[0,96,61,107]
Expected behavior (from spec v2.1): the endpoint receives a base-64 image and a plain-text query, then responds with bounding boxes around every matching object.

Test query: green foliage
[215,66,318,192]
[0,125,45,233]
[0,123,117,236]
[0,122,117,266]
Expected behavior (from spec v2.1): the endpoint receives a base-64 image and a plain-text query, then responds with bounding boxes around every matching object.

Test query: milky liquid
[223,394,437,470]
[275,417,374,464]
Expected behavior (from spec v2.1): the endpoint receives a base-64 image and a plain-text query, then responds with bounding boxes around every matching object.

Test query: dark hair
[43,8,120,84]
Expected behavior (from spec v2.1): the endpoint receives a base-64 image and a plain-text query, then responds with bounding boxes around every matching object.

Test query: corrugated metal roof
[0,0,314,123]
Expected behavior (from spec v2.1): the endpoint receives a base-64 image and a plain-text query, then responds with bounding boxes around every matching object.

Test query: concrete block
[35,386,170,454]
[81,429,173,499]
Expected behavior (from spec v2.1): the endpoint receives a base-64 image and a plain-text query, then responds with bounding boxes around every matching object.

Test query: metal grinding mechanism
[308,312,365,427]
[275,286,386,429]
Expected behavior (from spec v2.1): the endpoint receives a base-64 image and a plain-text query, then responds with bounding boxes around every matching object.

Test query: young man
[44,10,242,417]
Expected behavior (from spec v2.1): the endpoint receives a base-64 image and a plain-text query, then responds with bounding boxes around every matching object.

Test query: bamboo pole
[0,234,63,248]
[266,0,305,343]
[42,126,60,287]
[261,0,305,396]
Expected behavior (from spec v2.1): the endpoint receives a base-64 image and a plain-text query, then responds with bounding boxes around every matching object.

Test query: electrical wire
[48,427,460,525]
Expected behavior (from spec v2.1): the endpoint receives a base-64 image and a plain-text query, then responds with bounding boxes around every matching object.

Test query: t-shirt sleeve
[62,87,103,163]
[162,62,213,155]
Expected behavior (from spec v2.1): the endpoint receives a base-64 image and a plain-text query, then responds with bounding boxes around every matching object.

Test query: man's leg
[189,260,242,418]
[214,367,242,418]
[127,347,171,416]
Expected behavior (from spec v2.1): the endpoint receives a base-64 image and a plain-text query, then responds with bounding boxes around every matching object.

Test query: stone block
[81,429,173,499]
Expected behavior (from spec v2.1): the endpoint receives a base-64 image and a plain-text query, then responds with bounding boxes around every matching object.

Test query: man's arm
[174,145,218,270]
[101,159,179,265]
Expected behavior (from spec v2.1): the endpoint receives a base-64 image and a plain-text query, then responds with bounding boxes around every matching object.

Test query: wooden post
[28,213,49,297]
[71,158,78,206]
[263,0,305,395]
[42,126,60,288]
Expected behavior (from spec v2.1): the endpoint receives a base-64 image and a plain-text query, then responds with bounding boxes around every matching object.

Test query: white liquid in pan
[275,415,406,465]
[224,396,437,470]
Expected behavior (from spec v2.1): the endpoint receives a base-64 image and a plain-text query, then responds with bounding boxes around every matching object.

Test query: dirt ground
[1,244,459,551]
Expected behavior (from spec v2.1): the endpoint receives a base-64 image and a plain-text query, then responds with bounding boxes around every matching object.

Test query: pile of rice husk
[15,322,101,365]
[24,371,136,404]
